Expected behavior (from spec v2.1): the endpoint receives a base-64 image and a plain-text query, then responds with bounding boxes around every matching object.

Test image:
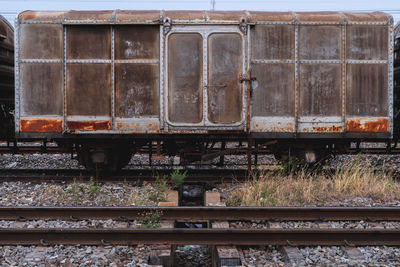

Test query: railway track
[0,168,250,182]
[0,206,399,246]
[1,228,399,246]
[0,206,399,221]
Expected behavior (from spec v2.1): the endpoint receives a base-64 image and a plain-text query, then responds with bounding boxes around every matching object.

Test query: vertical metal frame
[61,25,67,130]
[294,15,299,135]
[14,17,20,134]
[159,25,165,130]
[247,24,252,124]
[202,31,208,126]
[341,14,347,133]
[388,18,394,137]
[111,25,115,130]
[162,25,248,129]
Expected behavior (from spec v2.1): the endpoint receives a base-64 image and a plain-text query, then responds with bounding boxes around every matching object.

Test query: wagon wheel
[271,143,331,172]
[77,145,134,173]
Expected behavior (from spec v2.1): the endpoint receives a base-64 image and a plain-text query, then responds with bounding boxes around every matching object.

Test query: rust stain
[20,118,62,132]
[207,10,246,21]
[312,125,343,133]
[65,10,113,21]
[165,10,206,21]
[115,121,160,133]
[67,120,111,131]
[343,12,390,23]
[18,11,64,22]
[296,11,342,23]
[116,10,162,22]
[346,118,389,132]
[248,11,294,22]
[251,121,294,132]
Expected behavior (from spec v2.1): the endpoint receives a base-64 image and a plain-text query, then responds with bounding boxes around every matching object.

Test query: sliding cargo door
[164,26,247,130]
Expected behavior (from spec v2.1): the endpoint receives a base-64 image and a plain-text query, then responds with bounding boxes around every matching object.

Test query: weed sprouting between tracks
[227,160,400,206]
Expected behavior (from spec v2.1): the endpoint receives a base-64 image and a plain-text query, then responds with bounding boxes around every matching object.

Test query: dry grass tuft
[226,161,400,206]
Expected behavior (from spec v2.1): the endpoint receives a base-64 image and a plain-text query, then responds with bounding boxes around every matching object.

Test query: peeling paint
[20,118,62,132]
[346,118,389,132]
[312,125,342,132]
[116,120,160,133]
[67,120,111,131]
[250,118,295,132]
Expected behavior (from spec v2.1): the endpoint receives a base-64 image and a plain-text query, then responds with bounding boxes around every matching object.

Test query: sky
[1,0,400,26]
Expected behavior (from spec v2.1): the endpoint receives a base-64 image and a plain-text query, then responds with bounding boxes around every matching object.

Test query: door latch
[239,74,256,83]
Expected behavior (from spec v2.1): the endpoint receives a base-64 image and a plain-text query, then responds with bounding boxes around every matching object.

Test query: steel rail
[0,168,250,182]
[0,228,399,246]
[2,206,400,221]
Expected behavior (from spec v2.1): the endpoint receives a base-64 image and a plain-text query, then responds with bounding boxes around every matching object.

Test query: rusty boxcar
[15,10,394,170]
[0,15,14,140]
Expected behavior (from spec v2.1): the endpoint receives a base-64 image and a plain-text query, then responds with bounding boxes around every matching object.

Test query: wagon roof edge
[17,10,392,24]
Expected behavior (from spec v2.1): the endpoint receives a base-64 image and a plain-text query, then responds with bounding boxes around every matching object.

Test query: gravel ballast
[0,245,151,266]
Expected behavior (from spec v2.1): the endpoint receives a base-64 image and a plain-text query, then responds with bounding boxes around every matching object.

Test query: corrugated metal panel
[66,25,110,59]
[346,25,388,60]
[299,64,342,116]
[251,25,294,60]
[115,63,159,117]
[114,25,159,60]
[346,64,388,116]
[20,63,63,116]
[251,64,295,117]
[20,24,62,59]
[298,26,341,60]
[66,63,111,116]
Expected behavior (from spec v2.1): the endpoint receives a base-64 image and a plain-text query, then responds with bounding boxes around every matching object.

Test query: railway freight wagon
[0,15,14,140]
[15,10,395,171]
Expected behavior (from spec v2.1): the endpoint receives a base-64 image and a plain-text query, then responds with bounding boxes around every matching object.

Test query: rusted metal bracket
[163,17,171,35]
[239,18,247,35]
[239,74,256,83]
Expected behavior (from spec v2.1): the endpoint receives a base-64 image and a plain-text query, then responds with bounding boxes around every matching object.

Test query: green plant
[88,180,100,198]
[149,175,168,202]
[170,169,187,187]
[64,179,101,202]
[387,177,395,186]
[138,210,163,229]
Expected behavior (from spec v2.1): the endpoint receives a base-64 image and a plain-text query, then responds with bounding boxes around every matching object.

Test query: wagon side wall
[15,10,393,140]
[250,13,393,138]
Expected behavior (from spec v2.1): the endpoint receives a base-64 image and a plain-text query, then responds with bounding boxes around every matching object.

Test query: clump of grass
[66,179,101,202]
[170,169,187,187]
[148,175,168,203]
[138,210,163,229]
[227,161,400,206]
